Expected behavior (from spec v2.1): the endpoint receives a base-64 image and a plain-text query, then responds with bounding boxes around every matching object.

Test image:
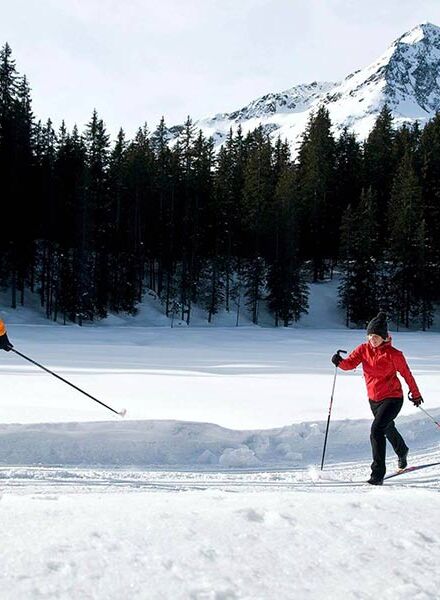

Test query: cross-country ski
[383,461,440,480]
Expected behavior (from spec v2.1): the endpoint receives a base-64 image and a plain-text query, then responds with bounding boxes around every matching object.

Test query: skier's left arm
[335,345,363,371]
[395,351,423,405]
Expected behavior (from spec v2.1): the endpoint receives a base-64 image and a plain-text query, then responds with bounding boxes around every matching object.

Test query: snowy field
[1,283,440,599]
[1,480,440,600]
[1,456,440,599]
[1,324,440,429]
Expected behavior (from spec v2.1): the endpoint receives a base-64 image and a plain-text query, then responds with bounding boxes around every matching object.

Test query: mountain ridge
[169,22,440,155]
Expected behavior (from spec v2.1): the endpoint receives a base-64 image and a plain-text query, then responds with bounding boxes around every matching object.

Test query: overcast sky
[3,0,440,138]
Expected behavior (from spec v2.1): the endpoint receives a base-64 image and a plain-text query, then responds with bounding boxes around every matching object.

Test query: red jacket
[338,338,420,402]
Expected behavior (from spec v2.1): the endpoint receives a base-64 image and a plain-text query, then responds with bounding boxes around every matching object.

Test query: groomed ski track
[2,449,439,494]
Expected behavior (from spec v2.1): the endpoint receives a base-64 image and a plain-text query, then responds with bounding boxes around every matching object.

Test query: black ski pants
[369,397,408,478]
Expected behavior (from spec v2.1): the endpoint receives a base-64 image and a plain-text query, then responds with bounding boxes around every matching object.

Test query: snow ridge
[1,411,438,467]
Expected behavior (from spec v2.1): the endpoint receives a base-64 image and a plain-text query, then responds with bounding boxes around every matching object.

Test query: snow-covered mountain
[172,22,440,154]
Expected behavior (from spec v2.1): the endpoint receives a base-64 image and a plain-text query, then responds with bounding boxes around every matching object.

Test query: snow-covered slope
[321,21,440,140]
[194,80,336,148]
[173,22,440,153]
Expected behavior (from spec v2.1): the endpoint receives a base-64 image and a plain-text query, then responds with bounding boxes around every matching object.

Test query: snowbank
[0,411,439,467]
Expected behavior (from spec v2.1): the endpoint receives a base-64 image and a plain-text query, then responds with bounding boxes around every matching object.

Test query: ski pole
[11,348,126,417]
[418,405,440,430]
[408,392,440,430]
[321,349,347,470]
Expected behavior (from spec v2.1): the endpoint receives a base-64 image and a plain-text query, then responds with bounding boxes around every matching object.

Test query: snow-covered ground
[0,278,439,430]
[1,480,440,600]
[1,281,440,599]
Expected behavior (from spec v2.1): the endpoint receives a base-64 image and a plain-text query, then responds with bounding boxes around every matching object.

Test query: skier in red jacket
[332,312,423,485]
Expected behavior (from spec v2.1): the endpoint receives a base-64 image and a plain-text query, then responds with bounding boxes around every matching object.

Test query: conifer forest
[1,43,439,329]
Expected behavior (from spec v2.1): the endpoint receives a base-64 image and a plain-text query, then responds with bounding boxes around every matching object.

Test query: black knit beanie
[366,312,388,339]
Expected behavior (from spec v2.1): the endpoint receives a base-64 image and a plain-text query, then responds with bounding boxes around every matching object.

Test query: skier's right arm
[335,345,363,371]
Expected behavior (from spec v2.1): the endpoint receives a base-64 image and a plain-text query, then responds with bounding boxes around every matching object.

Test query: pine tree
[411,218,434,330]
[66,125,90,324]
[0,44,25,306]
[124,123,155,306]
[175,117,202,323]
[107,128,139,313]
[339,188,380,325]
[241,126,274,257]
[13,75,36,304]
[363,104,395,232]
[108,128,128,247]
[151,117,174,300]
[333,127,363,266]
[419,113,440,302]
[266,163,308,326]
[387,151,425,327]
[297,107,336,281]
[83,110,111,318]
[393,124,420,168]
[198,258,225,323]
[338,203,357,327]
[212,128,246,310]
[243,256,267,324]
[0,44,18,206]
[35,119,57,239]
[34,119,59,318]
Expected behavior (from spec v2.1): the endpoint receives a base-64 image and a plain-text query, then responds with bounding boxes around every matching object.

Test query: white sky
[2,0,440,139]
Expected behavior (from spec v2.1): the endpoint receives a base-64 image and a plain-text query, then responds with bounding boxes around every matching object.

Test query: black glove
[331,353,343,367]
[0,333,13,352]
[409,393,424,407]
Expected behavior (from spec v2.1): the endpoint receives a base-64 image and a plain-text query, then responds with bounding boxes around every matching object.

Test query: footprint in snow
[238,508,265,523]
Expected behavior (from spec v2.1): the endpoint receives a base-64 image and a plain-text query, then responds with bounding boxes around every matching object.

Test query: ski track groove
[1,458,439,494]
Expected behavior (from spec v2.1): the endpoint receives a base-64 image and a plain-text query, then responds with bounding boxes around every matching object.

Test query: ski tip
[119,408,127,418]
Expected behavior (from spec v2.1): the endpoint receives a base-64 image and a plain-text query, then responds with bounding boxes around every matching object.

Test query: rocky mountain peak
[169,23,440,155]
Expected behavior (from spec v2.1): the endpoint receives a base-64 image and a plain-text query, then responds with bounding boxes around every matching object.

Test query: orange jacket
[338,338,420,402]
[0,319,6,336]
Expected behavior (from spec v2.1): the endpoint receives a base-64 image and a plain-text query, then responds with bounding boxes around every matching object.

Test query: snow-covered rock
[218,446,261,468]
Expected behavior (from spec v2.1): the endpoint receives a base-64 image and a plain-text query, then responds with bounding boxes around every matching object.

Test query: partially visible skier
[331,312,423,485]
[0,319,13,352]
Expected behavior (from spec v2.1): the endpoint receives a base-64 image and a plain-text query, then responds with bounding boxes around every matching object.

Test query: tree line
[0,43,439,328]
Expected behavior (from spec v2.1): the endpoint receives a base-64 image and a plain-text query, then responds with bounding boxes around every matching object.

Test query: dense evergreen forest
[1,43,439,328]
